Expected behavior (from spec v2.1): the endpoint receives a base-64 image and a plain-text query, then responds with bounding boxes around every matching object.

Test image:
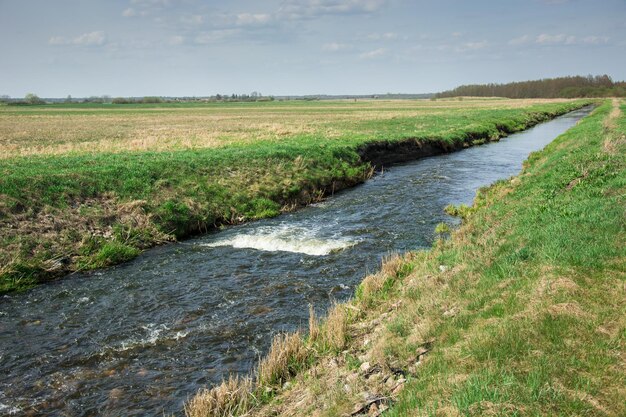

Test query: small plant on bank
[435,222,451,237]
[444,203,472,220]
[435,222,452,249]
[90,241,140,269]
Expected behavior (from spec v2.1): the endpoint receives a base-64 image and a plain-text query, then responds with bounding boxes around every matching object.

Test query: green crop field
[0,98,590,293]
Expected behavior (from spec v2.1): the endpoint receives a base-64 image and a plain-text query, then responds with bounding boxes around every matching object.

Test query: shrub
[112,97,135,104]
[142,96,163,103]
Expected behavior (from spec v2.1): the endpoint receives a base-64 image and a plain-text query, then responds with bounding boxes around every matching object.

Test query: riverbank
[0,100,590,293]
[185,99,625,416]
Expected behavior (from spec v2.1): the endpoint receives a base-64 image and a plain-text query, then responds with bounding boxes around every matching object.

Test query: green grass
[0,99,591,293]
[380,99,625,416]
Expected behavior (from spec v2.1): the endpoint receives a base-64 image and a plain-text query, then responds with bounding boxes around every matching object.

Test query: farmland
[0,98,589,292]
[1,99,580,158]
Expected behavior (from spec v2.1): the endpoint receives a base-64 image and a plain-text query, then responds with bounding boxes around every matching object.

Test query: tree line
[0,92,275,105]
[435,75,626,99]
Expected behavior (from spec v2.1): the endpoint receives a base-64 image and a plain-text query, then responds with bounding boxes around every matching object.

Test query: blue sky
[1,0,624,97]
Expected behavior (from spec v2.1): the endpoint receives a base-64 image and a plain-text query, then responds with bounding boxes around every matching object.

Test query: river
[0,107,591,416]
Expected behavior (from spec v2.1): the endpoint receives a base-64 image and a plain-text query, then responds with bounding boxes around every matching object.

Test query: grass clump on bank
[185,302,351,417]
[185,99,624,416]
[0,99,590,293]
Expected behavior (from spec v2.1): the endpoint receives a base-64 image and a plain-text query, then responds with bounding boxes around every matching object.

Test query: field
[186,100,625,417]
[0,98,590,292]
[1,99,578,158]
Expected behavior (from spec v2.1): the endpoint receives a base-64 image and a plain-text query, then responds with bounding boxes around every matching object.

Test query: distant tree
[0,95,10,103]
[435,74,625,99]
[141,96,163,103]
[25,93,45,105]
[65,95,72,103]
[113,97,134,104]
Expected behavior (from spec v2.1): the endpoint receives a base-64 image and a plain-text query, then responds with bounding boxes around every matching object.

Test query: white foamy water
[0,401,21,415]
[107,324,189,353]
[201,226,357,256]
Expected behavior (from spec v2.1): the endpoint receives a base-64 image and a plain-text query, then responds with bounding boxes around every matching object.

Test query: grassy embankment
[0,99,589,293]
[185,99,624,417]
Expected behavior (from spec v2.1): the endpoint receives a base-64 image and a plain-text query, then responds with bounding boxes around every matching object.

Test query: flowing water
[0,108,591,416]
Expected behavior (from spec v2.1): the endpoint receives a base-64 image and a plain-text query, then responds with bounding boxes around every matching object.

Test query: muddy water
[0,107,591,416]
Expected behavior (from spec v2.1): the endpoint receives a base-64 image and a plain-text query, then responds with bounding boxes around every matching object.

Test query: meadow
[186,100,625,417]
[0,98,589,292]
[1,98,578,158]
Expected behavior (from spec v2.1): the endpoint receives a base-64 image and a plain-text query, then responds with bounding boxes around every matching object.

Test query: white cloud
[459,40,487,50]
[510,33,611,46]
[367,32,397,41]
[169,35,185,45]
[74,31,107,46]
[124,0,172,17]
[278,0,387,19]
[49,31,107,47]
[195,29,241,44]
[359,47,386,59]
[120,0,387,37]
[323,42,352,51]
[581,35,610,44]
[122,8,137,17]
[235,13,272,26]
[181,14,204,25]
[48,36,66,45]
[536,33,572,44]
[509,35,531,45]
[131,0,170,6]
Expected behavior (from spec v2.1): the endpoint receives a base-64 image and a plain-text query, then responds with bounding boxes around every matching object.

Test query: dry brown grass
[257,332,309,387]
[184,375,253,417]
[358,253,407,304]
[316,303,348,352]
[603,99,625,154]
[308,304,320,343]
[547,301,589,318]
[185,332,309,417]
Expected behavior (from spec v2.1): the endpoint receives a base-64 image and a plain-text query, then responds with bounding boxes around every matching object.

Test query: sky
[1,0,625,97]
